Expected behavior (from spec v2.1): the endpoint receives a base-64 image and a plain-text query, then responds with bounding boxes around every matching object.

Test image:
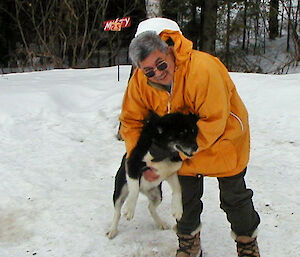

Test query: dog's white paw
[172,200,183,221]
[157,221,170,230]
[124,204,135,220]
[106,229,118,239]
[172,208,183,221]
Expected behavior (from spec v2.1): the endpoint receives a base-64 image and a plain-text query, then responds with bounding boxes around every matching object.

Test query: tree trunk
[295,0,300,32]
[253,0,259,55]
[242,0,248,50]
[279,3,284,37]
[287,0,292,52]
[263,0,266,54]
[225,1,231,67]
[291,0,300,60]
[199,0,217,55]
[269,0,279,39]
[189,0,199,49]
[145,0,162,18]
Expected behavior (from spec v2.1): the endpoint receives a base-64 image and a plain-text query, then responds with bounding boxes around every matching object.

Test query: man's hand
[143,168,160,182]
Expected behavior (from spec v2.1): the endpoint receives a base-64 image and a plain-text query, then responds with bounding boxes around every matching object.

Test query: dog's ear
[148,111,160,121]
[188,113,199,124]
[144,111,160,126]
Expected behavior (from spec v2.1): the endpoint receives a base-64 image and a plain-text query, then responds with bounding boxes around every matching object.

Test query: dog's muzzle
[174,144,198,158]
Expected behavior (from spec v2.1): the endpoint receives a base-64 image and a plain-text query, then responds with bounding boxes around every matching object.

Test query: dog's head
[150,112,199,158]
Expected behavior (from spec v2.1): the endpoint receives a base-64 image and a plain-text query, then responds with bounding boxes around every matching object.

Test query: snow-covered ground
[0,66,299,257]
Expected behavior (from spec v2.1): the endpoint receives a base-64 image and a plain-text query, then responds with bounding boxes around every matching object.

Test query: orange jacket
[120,30,250,177]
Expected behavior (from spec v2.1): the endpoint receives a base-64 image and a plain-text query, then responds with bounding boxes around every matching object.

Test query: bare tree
[242,0,248,50]
[7,0,111,69]
[225,0,231,67]
[253,0,260,55]
[105,0,144,66]
[287,0,292,51]
[280,0,300,59]
[269,0,279,39]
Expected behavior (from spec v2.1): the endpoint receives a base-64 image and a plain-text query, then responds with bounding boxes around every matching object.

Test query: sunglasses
[144,61,168,78]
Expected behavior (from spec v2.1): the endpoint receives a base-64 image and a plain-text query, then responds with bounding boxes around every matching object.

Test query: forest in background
[0,0,299,74]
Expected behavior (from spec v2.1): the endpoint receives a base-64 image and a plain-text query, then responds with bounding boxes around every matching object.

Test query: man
[119,17,260,257]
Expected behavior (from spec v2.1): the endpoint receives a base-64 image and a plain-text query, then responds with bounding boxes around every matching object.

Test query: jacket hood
[160,30,193,65]
[134,18,193,64]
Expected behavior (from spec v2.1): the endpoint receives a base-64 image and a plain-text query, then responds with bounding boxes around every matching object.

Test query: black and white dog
[107,112,199,239]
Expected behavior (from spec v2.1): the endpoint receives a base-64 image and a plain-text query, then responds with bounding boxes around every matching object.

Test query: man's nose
[154,67,164,78]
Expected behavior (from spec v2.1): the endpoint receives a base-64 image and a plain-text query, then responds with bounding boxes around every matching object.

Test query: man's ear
[167,46,173,53]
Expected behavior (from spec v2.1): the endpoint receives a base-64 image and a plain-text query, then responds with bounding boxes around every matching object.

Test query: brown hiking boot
[236,238,260,257]
[176,232,202,257]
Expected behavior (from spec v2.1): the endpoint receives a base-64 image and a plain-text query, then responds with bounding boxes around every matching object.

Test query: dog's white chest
[143,152,182,180]
[139,151,182,193]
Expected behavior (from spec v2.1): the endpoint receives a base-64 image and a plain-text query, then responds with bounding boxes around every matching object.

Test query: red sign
[104,17,131,31]
[110,22,122,31]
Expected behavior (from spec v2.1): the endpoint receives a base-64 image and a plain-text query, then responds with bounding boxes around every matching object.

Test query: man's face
[139,47,175,86]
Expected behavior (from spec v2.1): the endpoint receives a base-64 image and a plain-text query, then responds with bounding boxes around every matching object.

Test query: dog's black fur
[107,112,198,239]
[127,111,199,178]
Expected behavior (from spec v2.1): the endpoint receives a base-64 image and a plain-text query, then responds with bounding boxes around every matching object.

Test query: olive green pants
[176,168,260,237]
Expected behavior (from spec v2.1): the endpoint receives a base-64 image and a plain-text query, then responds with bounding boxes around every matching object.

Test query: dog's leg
[166,173,183,220]
[106,185,128,239]
[123,175,140,220]
[145,186,170,230]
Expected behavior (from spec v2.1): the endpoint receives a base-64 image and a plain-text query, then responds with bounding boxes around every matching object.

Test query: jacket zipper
[230,112,244,131]
[167,81,174,114]
[167,98,171,113]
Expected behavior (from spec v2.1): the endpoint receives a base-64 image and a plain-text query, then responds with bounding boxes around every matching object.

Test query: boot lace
[237,239,260,257]
[177,233,201,256]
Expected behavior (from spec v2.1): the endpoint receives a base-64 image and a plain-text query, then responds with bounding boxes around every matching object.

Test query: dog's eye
[179,129,187,137]
[192,128,198,134]
[157,126,163,134]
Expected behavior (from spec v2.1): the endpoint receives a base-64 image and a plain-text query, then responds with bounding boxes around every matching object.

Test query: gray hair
[129,31,169,67]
